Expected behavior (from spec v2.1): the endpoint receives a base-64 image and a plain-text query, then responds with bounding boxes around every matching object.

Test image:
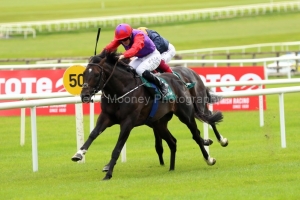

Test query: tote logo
[0,70,67,94]
[191,66,266,111]
[0,77,53,94]
[199,73,262,92]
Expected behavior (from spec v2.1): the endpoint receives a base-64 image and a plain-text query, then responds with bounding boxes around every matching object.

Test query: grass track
[1,1,300,199]
[0,1,300,59]
[0,83,300,199]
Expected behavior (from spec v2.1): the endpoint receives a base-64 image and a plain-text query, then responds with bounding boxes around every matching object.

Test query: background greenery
[1,0,300,199]
[0,0,299,59]
[1,83,300,200]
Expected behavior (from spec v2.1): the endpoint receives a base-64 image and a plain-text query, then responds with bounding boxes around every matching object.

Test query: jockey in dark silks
[102,23,168,96]
[138,27,176,73]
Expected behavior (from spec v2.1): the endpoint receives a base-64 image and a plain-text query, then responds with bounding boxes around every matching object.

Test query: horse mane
[90,51,133,74]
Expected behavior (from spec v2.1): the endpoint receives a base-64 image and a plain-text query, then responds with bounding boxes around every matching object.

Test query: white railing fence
[1,78,300,172]
[1,55,300,79]
[0,1,299,33]
[0,27,36,39]
[176,41,300,57]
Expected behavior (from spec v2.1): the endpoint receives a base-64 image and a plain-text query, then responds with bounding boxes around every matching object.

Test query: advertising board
[191,66,266,111]
[0,66,265,115]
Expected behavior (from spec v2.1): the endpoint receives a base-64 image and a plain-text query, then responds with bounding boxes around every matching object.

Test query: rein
[85,60,117,94]
[102,82,145,101]
[87,59,141,100]
[101,61,117,90]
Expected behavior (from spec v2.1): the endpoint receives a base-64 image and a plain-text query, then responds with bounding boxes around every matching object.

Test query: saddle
[140,76,176,100]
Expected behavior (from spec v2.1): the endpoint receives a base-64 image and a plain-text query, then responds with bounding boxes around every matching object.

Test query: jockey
[137,27,175,73]
[102,23,168,96]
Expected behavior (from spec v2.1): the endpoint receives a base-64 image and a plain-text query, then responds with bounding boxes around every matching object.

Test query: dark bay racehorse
[147,66,228,167]
[71,52,224,180]
[101,64,229,171]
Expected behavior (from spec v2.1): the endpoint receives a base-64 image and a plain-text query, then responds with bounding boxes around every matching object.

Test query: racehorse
[101,63,229,171]
[71,52,224,180]
[140,66,229,167]
[100,55,228,170]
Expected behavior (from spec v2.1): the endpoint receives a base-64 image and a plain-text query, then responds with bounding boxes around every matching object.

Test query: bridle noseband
[84,63,105,95]
[84,60,118,96]
[84,59,145,101]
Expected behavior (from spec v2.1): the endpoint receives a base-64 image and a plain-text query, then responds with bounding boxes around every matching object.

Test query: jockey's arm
[123,34,145,58]
[104,39,120,53]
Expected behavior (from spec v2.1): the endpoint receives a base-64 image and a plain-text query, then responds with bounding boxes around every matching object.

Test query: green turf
[0,82,300,199]
[0,0,292,22]
[0,1,300,59]
[1,1,300,199]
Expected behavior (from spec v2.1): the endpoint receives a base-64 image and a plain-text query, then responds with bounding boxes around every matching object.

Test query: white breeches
[129,49,161,76]
[161,43,176,63]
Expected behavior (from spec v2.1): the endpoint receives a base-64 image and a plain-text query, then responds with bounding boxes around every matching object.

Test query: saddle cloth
[140,76,176,100]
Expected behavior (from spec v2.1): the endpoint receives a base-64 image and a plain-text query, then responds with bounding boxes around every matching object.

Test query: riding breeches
[129,49,161,76]
[161,43,176,63]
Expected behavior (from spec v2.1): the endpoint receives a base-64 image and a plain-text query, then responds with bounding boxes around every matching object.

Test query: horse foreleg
[102,127,159,172]
[71,113,113,162]
[103,121,134,180]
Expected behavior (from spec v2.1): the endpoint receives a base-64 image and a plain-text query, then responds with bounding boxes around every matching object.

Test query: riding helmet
[115,23,133,40]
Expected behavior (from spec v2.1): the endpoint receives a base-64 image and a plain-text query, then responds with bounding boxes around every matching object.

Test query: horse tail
[192,87,223,124]
[193,106,223,124]
[206,87,223,103]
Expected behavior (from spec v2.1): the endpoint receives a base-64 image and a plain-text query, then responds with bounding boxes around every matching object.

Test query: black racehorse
[71,52,225,180]
[141,65,229,168]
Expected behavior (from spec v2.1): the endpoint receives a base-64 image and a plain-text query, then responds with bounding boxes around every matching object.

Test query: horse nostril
[83,96,90,103]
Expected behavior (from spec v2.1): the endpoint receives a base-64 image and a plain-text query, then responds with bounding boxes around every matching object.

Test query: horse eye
[95,73,100,77]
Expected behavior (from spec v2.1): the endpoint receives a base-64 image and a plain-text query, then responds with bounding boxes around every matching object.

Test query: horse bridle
[83,61,118,96]
[82,63,105,96]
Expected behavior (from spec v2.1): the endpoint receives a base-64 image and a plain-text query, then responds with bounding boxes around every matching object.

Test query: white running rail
[0,1,299,32]
[176,41,300,57]
[0,27,36,39]
[1,55,300,79]
[1,79,300,172]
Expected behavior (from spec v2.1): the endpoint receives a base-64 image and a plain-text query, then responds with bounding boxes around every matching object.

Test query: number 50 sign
[63,65,85,95]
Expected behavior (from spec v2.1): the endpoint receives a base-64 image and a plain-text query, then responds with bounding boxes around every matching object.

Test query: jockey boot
[142,70,168,97]
[157,60,173,73]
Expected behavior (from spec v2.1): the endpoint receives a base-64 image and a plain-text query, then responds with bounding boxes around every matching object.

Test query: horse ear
[98,49,108,58]
[100,57,106,66]
[89,55,102,64]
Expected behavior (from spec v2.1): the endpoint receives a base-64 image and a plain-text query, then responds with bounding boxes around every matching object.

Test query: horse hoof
[204,139,213,146]
[102,175,112,180]
[205,157,216,166]
[102,165,109,172]
[71,153,83,162]
[71,149,87,162]
[220,138,228,147]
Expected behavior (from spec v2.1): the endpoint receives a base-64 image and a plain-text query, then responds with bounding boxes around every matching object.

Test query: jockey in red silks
[137,27,175,73]
[102,23,168,96]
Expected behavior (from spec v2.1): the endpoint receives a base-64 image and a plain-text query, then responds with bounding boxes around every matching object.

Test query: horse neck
[102,65,137,96]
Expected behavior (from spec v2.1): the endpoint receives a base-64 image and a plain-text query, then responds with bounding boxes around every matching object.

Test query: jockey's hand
[118,54,125,61]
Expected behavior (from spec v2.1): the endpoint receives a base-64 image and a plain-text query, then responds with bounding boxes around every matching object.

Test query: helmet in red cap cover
[114,23,133,40]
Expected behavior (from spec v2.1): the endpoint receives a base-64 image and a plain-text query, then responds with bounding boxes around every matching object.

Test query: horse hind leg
[206,109,229,147]
[210,122,228,147]
[153,128,165,166]
[177,109,216,166]
[152,120,177,171]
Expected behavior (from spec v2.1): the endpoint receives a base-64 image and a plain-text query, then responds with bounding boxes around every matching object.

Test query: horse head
[81,56,106,103]
[81,52,134,103]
